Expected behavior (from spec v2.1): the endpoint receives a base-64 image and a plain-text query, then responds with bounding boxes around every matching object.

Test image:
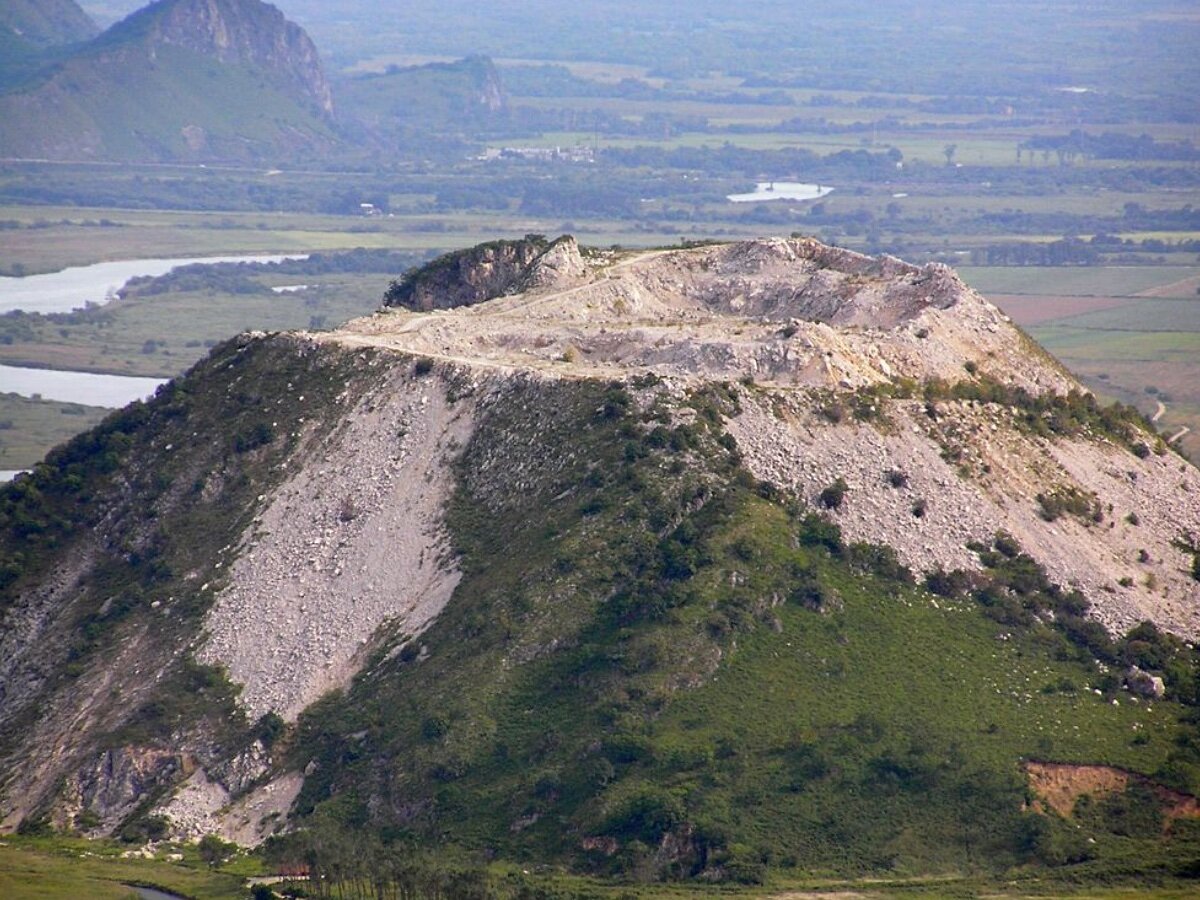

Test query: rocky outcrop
[383,236,585,311]
[366,236,1068,395]
[1126,666,1167,699]
[60,747,187,833]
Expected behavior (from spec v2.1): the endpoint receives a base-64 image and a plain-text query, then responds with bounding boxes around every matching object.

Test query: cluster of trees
[263,830,499,900]
[1021,131,1200,163]
[968,239,1100,266]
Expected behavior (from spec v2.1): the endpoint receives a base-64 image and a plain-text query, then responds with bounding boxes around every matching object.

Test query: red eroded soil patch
[1025,761,1200,825]
[989,294,1133,326]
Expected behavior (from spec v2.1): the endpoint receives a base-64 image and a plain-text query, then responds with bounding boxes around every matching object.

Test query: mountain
[0,0,97,49]
[0,0,337,163]
[336,55,509,153]
[0,0,97,86]
[2,237,1199,889]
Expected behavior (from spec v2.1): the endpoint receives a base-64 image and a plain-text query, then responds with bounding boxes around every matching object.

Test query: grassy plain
[0,394,108,469]
[2,837,1194,900]
[959,267,1200,297]
[0,204,758,275]
[0,273,389,378]
[0,837,244,900]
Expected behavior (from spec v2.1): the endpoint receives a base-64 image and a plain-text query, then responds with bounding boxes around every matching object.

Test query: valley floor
[3,837,1198,900]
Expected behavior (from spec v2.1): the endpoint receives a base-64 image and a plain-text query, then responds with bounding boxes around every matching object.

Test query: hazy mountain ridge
[98,0,332,116]
[0,0,97,49]
[1,238,1198,883]
[0,0,336,162]
[335,55,509,151]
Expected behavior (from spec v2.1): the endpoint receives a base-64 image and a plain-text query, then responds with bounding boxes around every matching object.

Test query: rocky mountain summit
[108,0,333,116]
[346,236,1199,636]
[1,237,1197,880]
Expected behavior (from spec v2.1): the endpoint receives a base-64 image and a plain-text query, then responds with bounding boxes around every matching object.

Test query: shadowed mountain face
[0,0,97,49]
[102,0,333,116]
[0,0,337,163]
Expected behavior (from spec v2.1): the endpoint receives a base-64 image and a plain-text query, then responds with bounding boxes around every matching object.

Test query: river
[0,254,307,315]
[727,181,834,203]
[0,363,167,407]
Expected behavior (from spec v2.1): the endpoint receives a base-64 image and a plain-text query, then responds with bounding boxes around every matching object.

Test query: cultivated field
[965,267,1200,459]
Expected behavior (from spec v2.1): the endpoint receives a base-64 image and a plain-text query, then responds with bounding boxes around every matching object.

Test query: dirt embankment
[1026,760,1200,824]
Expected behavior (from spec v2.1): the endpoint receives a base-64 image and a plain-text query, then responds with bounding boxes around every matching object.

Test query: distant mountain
[0,0,98,85]
[0,0,97,49]
[337,55,509,151]
[0,0,338,163]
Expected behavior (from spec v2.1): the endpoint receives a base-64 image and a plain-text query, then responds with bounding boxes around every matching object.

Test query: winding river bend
[0,254,306,315]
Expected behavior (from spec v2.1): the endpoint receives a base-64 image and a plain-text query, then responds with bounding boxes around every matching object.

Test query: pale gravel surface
[338,237,1073,396]
[160,766,303,845]
[159,767,230,839]
[728,392,1200,639]
[197,365,476,722]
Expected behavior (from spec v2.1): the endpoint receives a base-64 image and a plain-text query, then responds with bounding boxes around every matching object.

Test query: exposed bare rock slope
[197,358,475,722]
[336,235,1200,640]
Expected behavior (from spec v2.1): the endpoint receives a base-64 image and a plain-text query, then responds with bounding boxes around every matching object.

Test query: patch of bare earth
[1135,274,1200,298]
[1025,761,1200,824]
[990,294,1133,326]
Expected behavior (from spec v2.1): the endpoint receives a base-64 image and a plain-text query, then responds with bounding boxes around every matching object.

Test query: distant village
[477,144,596,163]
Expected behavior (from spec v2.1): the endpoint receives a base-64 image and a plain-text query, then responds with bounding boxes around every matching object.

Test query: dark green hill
[0,0,338,163]
[337,55,508,152]
[0,0,96,49]
[0,0,96,86]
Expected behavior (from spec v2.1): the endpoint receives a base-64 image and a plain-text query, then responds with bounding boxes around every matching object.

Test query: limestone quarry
[1,235,1197,847]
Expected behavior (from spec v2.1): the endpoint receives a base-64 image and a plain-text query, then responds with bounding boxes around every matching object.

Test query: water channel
[0,254,306,315]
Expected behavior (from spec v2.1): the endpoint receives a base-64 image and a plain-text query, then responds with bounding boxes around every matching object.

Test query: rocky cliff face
[0,237,1196,861]
[122,0,333,116]
[383,236,586,311]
